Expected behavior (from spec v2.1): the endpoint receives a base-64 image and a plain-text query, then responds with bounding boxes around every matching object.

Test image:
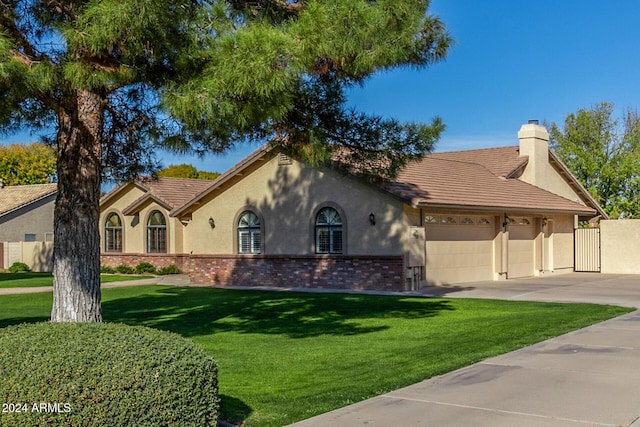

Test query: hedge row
[100,262,181,275]
[0,323,219,427]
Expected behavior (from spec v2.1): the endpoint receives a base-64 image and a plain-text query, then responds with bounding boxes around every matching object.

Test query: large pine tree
[0,0,451,321]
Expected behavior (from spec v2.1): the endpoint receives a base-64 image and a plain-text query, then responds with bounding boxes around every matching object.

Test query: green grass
[0,286,632,426]
[0,272,152,288]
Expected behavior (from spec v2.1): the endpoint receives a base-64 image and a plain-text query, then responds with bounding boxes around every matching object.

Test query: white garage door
[508,218,536,279]
[424,214,496,285]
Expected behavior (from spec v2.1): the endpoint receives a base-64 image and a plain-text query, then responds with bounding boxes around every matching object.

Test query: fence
[574,228,600,272]
[1,241,54,272]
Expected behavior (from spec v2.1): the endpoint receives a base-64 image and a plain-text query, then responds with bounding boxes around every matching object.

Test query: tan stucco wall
[601,219,640,274]
[185,156,407,256]
[100,185,183,254]
[100,157,409,258]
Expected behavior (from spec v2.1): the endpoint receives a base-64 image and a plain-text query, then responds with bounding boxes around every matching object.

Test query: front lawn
[0,286,632,426]
[0,272,152,288]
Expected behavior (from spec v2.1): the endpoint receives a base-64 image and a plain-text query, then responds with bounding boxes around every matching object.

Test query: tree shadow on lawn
[102,287,454,339]
[0,273,52,282]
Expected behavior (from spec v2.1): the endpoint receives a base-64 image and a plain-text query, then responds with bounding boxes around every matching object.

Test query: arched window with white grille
[315,207,343,254]
[237,211,261,254]
[147,210,167,253]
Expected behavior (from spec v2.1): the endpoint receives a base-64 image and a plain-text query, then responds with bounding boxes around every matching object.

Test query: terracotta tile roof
[102,143,598,217]
[103,177,213,216]
[388,152,595,215]
[136,177,213,211]
[428,146,527,177]
[0,183,57,216]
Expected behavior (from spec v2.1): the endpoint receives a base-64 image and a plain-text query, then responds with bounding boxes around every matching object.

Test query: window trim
[104,211,124,253]
[234,207,264,254]
[236,209,262,255]
[146,209,168,254]
[312,203,347,255]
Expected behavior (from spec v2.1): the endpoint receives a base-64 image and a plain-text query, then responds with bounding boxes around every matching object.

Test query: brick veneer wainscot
[101,253,405,292]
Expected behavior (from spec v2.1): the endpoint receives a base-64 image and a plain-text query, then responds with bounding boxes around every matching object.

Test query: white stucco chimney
[518,120,550,187]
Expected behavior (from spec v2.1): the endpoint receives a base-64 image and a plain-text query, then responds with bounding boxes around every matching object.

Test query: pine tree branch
[0,11,50,66]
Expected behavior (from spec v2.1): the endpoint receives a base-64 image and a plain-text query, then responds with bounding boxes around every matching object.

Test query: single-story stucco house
[99,121,606,291]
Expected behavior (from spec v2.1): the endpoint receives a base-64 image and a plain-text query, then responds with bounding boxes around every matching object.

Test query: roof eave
[415,202,596,216]
[122,194,172,216]
[100,181,150,207]
[548,150,609,219]
[171,144,274,217]
[0,190,57,218]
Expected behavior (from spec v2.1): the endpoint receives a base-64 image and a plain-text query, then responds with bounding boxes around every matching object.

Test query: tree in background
[0,1,451,321]
[549,102,640,218]
[0,143,56,185]
[157,164,220,180]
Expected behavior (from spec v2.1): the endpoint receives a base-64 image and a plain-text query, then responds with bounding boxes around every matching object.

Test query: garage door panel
[423,216,497,285]
[425,240,494,284]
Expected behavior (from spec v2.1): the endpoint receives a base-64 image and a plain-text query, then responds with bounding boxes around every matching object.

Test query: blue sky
[4,0,640,174]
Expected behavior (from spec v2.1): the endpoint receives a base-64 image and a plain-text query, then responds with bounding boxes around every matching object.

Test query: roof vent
[528,119,539,125]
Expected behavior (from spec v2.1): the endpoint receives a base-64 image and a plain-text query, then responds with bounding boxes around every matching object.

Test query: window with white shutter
[237,211,261,254]
[315,207,343,254]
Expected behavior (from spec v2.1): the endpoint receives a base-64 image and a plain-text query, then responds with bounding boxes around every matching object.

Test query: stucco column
[497,214,509,280]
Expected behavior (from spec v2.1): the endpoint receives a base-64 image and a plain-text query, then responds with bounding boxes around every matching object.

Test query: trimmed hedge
[8,262,31,273]
[115,264,134,274]
[135,262,156,274]
[157,264,182,275]
[0,323,219,427]
[99,265,116,274]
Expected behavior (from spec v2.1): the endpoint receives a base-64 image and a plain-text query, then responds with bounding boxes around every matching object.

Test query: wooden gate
[574,228,600,272]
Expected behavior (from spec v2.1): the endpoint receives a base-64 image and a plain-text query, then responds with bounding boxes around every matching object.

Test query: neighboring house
[0,182,56,270]
[100,122,605,291]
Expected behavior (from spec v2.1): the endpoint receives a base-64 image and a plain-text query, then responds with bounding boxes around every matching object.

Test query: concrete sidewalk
[289,273,640,427]
[0,274,191,295]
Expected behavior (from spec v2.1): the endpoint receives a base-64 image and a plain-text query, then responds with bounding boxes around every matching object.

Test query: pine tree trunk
[51,89,104,322]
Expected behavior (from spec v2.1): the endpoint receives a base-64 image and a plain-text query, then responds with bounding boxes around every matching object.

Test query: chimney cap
[528,119,540,125]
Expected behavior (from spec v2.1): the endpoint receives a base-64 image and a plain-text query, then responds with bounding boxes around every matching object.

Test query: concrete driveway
[288,273,640,427]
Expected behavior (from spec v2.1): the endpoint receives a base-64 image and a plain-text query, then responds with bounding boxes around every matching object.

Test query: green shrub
[0,322,219,427]
[134,262,156,274]
[157,264,182,275]
[115,264,134,274]
[99,265,116,274]
[8,262,31,273]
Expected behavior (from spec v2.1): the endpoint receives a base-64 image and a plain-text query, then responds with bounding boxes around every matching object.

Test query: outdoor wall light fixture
[369,212,376,226]
[502,214,510,229]
[208,217,215,229]
[542,217,548,227]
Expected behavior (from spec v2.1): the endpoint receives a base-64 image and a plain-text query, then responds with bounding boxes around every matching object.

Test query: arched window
[238,211,261,254]
[147,210,167,253]
[315,207,343,254]
[105,213,123,252]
